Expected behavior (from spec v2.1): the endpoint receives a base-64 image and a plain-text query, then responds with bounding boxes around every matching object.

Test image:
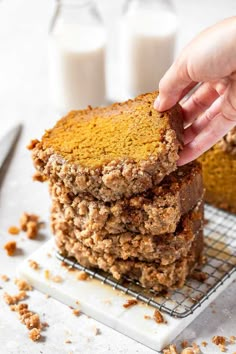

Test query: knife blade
[0,124,22,171]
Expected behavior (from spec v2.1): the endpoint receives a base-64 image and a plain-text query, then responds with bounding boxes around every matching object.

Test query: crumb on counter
[44,270,50,280]
[72,309,80,316]
[28,259,40,270]
[28,328,41,341]
[76,271,89,281]
[153,309,166,324]
[10,301,43,341]
[181,348,195,354]
[3,291,27,305]
[4,240,17,256]
[92,326,101,336]
[163,344,178,354]
[144,315,151,320]
[51,275,63,283]
[1,274,9,282]
[19,212,40,239]
[212,336,226,346]
[192,270,208,282]
[65,339,72,344]
[14,278,33,291]
[201,341,208,347]
[230,336,236,344]
[181,341,189,349]
[123,299,138,308]
[8,226,20,235]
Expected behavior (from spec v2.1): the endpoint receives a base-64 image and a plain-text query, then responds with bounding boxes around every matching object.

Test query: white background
[0,1,236,353]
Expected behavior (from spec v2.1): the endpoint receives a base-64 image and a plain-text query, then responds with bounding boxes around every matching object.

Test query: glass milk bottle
[119,0,178,100]
[49,0,106,112]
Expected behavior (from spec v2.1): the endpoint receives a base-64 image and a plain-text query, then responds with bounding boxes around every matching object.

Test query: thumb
[221,73,236,123]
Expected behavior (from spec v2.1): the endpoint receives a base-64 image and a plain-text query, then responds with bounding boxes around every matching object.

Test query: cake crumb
[181,348,195,354]
[27,139,40,150]
[230,336,236,344]
[32,171,47,183]
[65,339,72,344]
[4,240,17,256]
[28,328,41,341]
[10,303,28,312]
[192,343,200,353]
[181,340,189,348]
[163,344,178,354]
[153,309,166,324]
[72,309,80,316]
[1,274,9,282]
[144,315,151,320]
[44,269,50,280]
[76,271,89,281]
[45,294,50,299]
[28,259,40,270]
[201,341,207,347]
[3,291,27,305]
[19,212,40,239]
[212,336,226,346]
[93,326,101,336]
[123,299,138,308]
[14,278,33,291]
[76,300,80,305]
[52,275,63,283]
[192,271,208,282]
[8,226,20,235]
[41,322,49,329]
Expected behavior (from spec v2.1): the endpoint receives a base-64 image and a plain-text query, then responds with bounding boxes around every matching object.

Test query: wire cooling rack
[56,204,236,318]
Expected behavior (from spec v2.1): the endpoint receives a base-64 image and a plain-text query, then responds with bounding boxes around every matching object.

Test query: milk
[119,10,177,100]
[49,24,106,112]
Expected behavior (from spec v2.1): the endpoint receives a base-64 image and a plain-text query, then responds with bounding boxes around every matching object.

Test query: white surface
[18,239,236,352]
[0,1,236,353]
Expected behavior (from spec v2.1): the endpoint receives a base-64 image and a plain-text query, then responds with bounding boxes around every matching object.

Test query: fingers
[178,79,236,165]
[181,82,220,127]
[183,96,223,145]
[154,61,193,111]
[178,111,236,165]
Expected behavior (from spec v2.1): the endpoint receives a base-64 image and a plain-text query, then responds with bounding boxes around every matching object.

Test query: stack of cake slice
[30,92,204,292]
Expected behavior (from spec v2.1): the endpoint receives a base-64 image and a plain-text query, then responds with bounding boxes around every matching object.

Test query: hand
[154,17,236,165]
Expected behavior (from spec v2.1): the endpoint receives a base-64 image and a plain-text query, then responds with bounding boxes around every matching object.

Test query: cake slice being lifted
[31,92,183,201]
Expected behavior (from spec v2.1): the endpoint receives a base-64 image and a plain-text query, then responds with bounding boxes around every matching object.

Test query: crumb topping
[4,240,17,256]
[14,278,33,291]
[19,212,41,239]
[8,226,20,235]
[123,299,138,308]
[76,271,89,281]
[28,328,41,341]
[153,309,166,324]
[3,291,27,305]
[28,259,40,270]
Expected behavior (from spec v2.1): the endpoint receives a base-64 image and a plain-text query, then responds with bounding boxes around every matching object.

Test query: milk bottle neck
[127,0,175,13]
[50,0,102,31]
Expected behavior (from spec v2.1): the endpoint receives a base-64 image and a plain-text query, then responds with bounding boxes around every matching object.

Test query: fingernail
[154,96,160,110]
